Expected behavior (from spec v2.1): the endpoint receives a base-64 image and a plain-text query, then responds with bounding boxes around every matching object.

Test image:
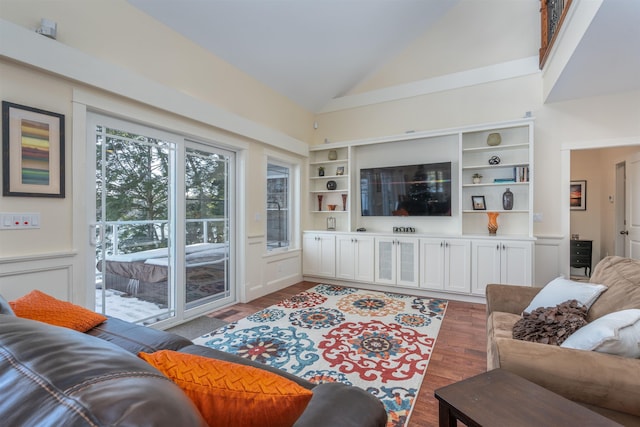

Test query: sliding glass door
[89,114,234,325]
[183,143,232,310]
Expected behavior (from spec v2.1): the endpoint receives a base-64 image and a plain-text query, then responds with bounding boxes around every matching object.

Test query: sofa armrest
[293,383,387,427]
[486,284,541,316]
[493,337,640,417]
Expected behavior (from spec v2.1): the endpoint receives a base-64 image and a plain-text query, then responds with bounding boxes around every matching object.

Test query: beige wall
[350,0,539,94]
[0,0,314,142]
[0,4,311,304]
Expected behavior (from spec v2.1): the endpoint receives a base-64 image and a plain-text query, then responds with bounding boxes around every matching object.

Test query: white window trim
[265,151,301,253]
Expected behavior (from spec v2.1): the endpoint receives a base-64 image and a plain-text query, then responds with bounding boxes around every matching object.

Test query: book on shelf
[513,166,529,182]
[494,178,515,183]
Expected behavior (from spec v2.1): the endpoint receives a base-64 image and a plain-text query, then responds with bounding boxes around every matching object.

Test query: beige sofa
[486,256,640,426]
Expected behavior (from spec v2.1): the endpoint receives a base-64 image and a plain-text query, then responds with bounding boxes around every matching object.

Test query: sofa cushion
[0,294,14,315]
[523,277,606,314]
[0,315,206,426]
[9,290,107,332]
[86,316,193,354]
[561,309,640,357]
[588,256,640,322]
[139,350,313,427]
[513,300,588,345]
[487,311,521,370]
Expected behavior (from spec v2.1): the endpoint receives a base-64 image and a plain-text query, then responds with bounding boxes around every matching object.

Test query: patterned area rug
[193,284,448,427]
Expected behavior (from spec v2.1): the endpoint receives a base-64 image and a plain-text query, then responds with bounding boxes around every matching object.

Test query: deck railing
[539,0,572,68]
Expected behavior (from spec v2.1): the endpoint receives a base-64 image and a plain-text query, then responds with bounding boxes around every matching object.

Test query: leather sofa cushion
[0,294,14,315]
[86,316,193,354]
[0,315,206,426]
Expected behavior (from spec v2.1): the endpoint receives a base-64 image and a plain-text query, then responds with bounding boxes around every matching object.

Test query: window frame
[265,153,300,253]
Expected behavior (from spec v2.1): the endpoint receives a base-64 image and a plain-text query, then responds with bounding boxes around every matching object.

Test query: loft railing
[539,0,572,68]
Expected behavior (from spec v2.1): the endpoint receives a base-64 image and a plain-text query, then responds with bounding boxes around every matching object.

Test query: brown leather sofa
[486,256,640,426]
[0,296,387,426]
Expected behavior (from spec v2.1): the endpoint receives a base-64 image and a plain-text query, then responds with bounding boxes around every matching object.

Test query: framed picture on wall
[570,180,586,210]
[2,101,65,197]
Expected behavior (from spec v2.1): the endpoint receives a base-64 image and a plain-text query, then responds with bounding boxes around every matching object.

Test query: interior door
[625,152,640,259]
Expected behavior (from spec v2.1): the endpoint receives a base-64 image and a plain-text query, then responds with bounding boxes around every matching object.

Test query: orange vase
[487,212,499,235]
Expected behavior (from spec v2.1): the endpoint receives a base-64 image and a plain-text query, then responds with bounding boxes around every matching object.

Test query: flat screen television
[360,162,452,216]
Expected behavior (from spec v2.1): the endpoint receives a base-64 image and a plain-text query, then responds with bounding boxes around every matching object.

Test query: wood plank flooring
[205,281,487,427]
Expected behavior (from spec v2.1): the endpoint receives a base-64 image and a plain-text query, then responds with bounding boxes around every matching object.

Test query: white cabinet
[375,237,419,287]
[471,239,533,295]
[420,238,471,293]
[302,233,336,278]
[336,234,375,282]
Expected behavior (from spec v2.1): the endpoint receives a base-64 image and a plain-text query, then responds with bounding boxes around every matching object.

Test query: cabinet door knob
[502,244,506,250]
[620,230,629,235]
[440,241,443,247]
[496,244,500,250]
[445,242,449,248]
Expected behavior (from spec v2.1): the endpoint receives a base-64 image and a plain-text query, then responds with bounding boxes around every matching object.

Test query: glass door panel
[93,119,176,325]
[184,145,231,309]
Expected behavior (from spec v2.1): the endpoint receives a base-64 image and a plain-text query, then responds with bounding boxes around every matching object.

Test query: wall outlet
[533,213,543,222]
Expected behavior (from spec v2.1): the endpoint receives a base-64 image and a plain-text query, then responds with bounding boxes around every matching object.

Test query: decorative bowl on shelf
[327,204,337,211]
[326,180,337,190]
[487,132,502,146]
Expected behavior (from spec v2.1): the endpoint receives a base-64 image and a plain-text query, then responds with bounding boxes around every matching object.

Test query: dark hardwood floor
[205,281,487,427]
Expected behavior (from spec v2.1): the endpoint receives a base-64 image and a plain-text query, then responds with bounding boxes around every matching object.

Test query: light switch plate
[0,213,41,229]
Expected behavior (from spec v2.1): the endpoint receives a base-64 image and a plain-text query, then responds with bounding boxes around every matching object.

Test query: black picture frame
[472,195,486,210]
[2,101,65,197]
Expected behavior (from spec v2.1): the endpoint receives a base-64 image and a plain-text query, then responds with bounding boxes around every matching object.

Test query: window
[267,161,291,250]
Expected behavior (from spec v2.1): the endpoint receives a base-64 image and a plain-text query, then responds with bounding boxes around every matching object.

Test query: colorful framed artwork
[2,101,65,197]
[472,195,486,210]
[336,166,345,176]
[570,180,586,210]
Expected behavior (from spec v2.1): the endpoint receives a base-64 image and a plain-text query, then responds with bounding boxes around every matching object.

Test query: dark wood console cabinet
[570,239,593,277]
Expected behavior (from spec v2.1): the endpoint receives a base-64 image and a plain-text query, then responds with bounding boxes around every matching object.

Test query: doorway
[88,113,235,326]
[569,146,640,278]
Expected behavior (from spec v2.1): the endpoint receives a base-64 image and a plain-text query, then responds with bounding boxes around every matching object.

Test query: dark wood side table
[570,239,593,277]
[434,369,621,427]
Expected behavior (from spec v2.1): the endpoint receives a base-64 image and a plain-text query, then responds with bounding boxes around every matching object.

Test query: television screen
[360,162,451,216]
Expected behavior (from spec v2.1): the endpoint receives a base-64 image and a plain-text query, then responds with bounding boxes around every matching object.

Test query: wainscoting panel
[0,252,76,300]
[243,235,302,302]
[243,235,265,302]
[534,236,563,287]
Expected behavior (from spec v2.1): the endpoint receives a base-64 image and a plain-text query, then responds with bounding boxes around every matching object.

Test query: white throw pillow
[561,309,640,358]
[524,277,607,314]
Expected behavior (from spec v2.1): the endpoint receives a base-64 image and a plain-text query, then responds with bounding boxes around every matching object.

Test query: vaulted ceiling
[127,0,640,113]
